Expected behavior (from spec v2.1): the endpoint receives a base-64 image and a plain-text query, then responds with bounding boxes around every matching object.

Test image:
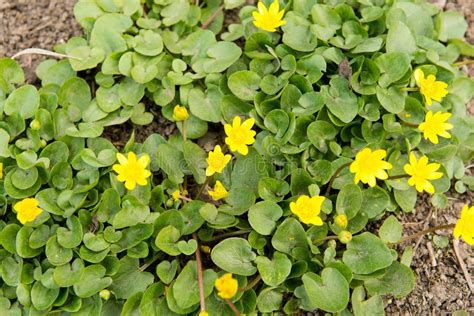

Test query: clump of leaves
[0,0,473,315]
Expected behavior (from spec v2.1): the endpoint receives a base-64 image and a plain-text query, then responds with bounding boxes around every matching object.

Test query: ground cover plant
[0,0,473,315]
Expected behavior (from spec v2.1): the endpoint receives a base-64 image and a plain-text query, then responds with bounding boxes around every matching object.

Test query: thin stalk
[400,121,419,128]
[209,230,252,242]
[395,224,455,244]
[454,59,474,67]
[225,299,241,316]
[240,275,262,292]
[193,233,206,314]
[201,4,224,29]
[139,253,160,272]
[325,162,351,196]
[182,121,187,142]
[313,235,339,244]
[387,174,410,180]
[196,177,210,200]
[400,87,419,92]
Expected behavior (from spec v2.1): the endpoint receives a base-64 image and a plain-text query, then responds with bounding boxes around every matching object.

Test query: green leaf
[343,232,393,274]
[113,195,150,229]
[156,260,178,284]
[211,237,257,276]
[0,128,12,158]
[336,184,362,219]
[379,215,402,243]
[361,187,390,219]
[31,281,60,311]
[271,218,308,258]
[0,57,24,86]
[155,225,181,256]
[67,46,105,71]
[255,252,292,287]
[376,85,405,114]
[109,257,154,299]
[182,140,207,184]
[188,87,222,123]
[436,11,468,42]
[4,85,40,119]
[386,21,417,55]
[228,70,261,101]
[73,265,112,298]
[172,261,217,309]
[224,0,245,9]
[248,201,283,236]
[133,30,163,56]
[394,187,417,212]
[322,77,358,123]
[364,261,415,298]
[352,286,385,316]
[257,288,283,313]
[282,13,318,51]
[302,268,350,313]
[90,13,133,54]
[156,143,185,184]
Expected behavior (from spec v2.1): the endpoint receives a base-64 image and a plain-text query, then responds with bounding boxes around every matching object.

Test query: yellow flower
[215,273,238,299]
[252,0,286,32]
[290,195,324,226]
[173,105,189,121]
[206,145,231,177]
[418,111,453,144]
[224,116,256,156]
[414,69,449,106]
[112,152,151,190]
[0,162,3,180]
[171,190,181,201]
[334,214,348,229]
[198,311,209,316]
[453,204,474,245]
[14,198,42,224]
[208,181,228,201]
[404,153,443,194]
[349,148,393,187]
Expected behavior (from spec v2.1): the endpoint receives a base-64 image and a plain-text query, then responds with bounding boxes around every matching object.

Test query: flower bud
[165,199,174,208]
[334,214,348,229]
[338,230,352,244]
[30,119,41,131]
[40,139,47,148]
[99,289,111,300]
[172,105,189,121]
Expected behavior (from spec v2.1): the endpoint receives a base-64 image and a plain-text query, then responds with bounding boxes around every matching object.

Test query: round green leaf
[248,201,283,235]
[4,85,39,119]
[211,237,257,276]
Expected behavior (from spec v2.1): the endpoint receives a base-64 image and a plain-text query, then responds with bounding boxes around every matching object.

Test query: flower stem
[201,4,224,29]
[325,162,351,196]
[400,121,419,128]
[210,230,252,242]
[400,87,419,92]
[395,223,455,244]
[139,253,161,272]
[193,233,206,314]
[225,299,241,316]
[454,59,474,67]
[181,121,187,142]
[240,275,262,292]
[196,177,210,200]
[313,235,339,244]
[387,174,410,180]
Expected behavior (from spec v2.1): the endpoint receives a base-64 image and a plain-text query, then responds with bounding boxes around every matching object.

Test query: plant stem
[196,177,210,200]
[139,253,160,272]
[210,230,252,242]
[201,4,224,29]
[395,223,455,244]
[387,174,410,180]
[325,162,351,196]
[240,275,262,292]
[400,121,419,128]
[400,87,419,92]
[193,234,206,314]
[454,59,474,67]
[182,121,187,142]
[225,299,241,316]
[313,235,339,244]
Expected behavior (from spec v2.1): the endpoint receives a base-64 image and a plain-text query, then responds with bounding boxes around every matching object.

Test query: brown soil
[1,0,473,314]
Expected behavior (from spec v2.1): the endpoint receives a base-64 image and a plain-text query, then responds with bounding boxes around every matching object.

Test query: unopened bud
[338,231,352,244]
[334,214,348,229]
[99,289,111,300]
[30,119,41,130]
